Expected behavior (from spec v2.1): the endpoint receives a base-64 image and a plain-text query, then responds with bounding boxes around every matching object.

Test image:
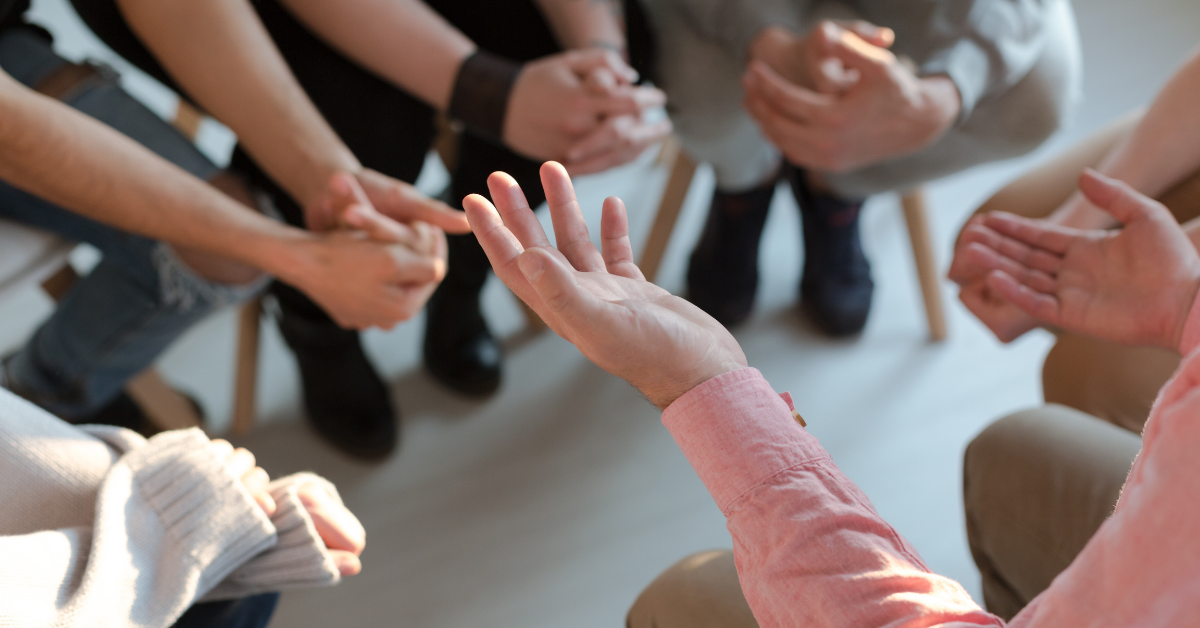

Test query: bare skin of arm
[1049,50,1200,229]
[533,0,626,54]
[276,0,669,173]
[0,69,446,329]
[112,0,466,236]
[950,49,1200,343]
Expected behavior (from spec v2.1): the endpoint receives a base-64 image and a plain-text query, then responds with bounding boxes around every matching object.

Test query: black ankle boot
[790,167,874,337]
[423,235,502,397]
[685,182,777,328]
[273,283,397,461]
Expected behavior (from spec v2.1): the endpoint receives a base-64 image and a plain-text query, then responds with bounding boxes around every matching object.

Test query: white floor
[3,1,1199,626]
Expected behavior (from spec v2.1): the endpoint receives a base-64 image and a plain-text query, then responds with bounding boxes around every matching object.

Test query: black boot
[273,282,397,461]
[423,233,502,397]
[790,167,874,337]
[685,182,777,328]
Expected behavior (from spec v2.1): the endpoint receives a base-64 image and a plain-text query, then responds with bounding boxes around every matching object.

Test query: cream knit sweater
[0,389,344,627]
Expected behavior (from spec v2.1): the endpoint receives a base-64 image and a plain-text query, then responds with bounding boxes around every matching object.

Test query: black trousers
[68,0,573,324]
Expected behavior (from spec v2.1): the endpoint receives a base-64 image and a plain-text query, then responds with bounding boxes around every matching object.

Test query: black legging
[68,0,651,324]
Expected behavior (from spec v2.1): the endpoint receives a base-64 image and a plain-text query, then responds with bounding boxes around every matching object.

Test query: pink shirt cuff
[1179,288,1200,356]
[661,368,825,512]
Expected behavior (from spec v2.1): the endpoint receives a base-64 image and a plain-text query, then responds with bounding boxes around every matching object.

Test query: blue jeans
[173,593,280,628]
[0,27,263,419]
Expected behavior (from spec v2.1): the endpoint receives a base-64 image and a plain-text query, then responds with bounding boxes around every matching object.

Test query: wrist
[917,74,961,142]
[648,360,748,410]
[245,223,322,287]
[449,50,522,144]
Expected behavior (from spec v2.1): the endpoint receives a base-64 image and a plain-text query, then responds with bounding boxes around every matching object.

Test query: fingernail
[518,251,545,281]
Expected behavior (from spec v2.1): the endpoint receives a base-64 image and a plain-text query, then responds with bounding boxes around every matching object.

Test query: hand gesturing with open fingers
[464,162,747,409]
[964,170,1200,351]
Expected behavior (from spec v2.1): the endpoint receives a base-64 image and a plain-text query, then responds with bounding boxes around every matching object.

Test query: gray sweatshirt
[671,0,1061,122]
[0,389,343,627]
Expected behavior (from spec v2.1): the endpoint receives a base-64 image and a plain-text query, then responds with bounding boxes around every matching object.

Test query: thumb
[819,24,894,77]
[830,20,894,49]
[341,203,418,245]
[563,48,638,84]
[1077,168,1166,226]
[516,248,602,330]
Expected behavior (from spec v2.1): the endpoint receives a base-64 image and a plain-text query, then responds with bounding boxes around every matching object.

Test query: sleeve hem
[920,39,990,125]
[1178,288,1200,356]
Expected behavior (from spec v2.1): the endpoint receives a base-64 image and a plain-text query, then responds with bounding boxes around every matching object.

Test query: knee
[627,550,758,628]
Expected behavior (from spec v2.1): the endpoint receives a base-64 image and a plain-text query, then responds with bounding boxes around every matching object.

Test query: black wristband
[448,50,522,144]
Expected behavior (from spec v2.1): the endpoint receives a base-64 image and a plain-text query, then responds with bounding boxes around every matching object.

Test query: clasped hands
[505,48,671,175]
[744,21,961,173]
[286,169,470,331]
[215,439,366,578]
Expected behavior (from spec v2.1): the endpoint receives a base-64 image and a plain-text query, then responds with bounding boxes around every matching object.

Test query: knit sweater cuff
[126,429,278,597]
[203,473,342,600]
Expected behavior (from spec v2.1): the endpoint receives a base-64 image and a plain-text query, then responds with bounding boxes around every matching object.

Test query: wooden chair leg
[172,100,204,141]
[639,146,698,284]
[127,370,203,430]
[900,189,947,342]
[231,296,262,435]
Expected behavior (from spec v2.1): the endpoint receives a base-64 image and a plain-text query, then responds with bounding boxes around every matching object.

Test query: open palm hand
[463,162,747,409]
[963,170,1200,350]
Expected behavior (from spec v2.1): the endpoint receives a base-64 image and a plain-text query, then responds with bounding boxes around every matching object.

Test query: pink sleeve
[662,368,1002,628]
[1178,288,1200,356]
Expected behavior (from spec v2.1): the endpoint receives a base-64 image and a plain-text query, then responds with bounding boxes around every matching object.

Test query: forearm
[276,0,474,110]
[533,0,626,54]
[1052,51,1200,230]
[0,72,320,282]
[116,0,359,207]
[663,369,998,627]
[0,429,275,628]
[1090,51,1200,199]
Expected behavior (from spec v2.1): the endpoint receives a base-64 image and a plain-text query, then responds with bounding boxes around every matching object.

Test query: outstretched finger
[1078,168,1170,226]
[983,212,1078,255]
[541,162,607,272]
[486,172,552,249]
[963,242,1058,294]
[600,196,644,279]
[464,193,528,288]
[960,223,1063,276]
[987,269,1061,325]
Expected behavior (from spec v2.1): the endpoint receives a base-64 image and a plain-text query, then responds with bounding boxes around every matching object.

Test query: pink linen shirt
[662,297,1200,627]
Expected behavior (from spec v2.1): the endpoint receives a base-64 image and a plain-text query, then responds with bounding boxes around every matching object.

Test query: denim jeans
[173,593,280,628]
[0,27,264,419]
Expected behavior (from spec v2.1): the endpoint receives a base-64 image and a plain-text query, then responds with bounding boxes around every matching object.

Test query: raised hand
[504,50,668,174]
[741,25,959,173]
[964,170,1200,350]
[463,162,747,409]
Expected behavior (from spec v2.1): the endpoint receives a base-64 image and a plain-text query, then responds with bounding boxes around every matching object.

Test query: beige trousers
[626,116,1200,628]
